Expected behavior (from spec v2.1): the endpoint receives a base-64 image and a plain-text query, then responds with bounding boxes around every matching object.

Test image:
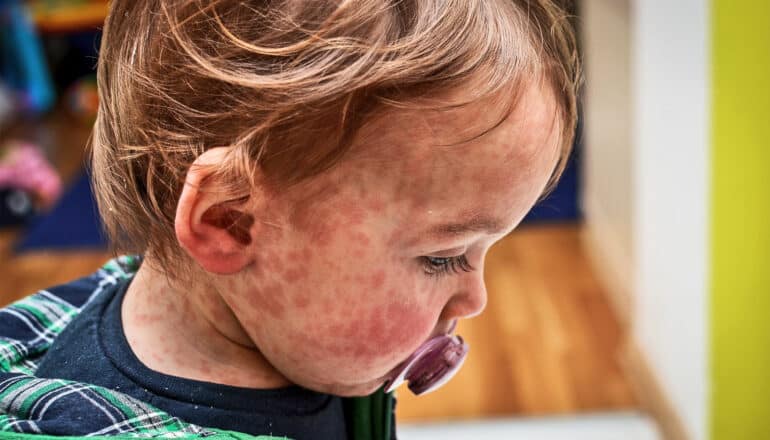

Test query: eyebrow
[426,215,508,237]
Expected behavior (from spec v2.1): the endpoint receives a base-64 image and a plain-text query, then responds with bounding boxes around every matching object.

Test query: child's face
[222,82,561,396]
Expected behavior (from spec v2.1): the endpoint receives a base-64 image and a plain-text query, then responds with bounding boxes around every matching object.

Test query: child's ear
[175,147,257,275]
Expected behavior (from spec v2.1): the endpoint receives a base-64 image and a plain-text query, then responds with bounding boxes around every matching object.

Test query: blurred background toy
[0,0,56,115]
[0,140,62,210]
[0,188,35,227]
[0,0,102,235]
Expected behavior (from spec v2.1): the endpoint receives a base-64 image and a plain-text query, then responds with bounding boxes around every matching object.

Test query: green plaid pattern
[0,257,276,440]
[0,255,139,375]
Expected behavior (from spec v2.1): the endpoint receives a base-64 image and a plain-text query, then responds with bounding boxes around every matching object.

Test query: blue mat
[14,171,107,253]
[522,144,581,224]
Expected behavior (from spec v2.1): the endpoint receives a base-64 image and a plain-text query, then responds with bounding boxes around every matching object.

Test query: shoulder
[0,256,140,374]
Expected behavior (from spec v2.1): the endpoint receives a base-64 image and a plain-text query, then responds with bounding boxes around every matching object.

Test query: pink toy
[0,141,62,209]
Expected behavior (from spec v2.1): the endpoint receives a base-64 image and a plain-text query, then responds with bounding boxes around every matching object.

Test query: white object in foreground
[398,411,660,440]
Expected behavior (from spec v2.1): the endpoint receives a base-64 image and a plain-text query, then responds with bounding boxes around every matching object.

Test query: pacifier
[383,323,469,396]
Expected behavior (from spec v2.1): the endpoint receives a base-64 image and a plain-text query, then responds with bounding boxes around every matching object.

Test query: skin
[122,80,562,397]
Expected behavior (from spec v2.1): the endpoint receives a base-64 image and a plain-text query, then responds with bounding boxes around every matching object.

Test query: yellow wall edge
[711,1,770,439]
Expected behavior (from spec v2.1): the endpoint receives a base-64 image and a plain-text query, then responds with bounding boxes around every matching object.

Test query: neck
[122,260,292,389]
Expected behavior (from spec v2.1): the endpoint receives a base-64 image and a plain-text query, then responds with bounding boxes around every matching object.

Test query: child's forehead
[283,80,558,198]
[351,81,558,166]
[291,82,559,206]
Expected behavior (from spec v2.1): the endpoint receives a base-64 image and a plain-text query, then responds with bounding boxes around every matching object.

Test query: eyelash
[421,255,475,277]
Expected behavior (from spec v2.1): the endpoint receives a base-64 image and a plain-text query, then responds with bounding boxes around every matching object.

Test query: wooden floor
[396,224,637,421]
[0,111,638,422]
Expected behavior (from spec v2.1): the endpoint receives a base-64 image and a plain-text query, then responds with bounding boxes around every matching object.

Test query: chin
[311,377,388,397]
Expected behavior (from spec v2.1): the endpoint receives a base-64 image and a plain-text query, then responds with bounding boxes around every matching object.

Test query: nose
[438,273,488,321]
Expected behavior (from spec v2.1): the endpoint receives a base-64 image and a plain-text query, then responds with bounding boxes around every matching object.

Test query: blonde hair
[91,0,580,267]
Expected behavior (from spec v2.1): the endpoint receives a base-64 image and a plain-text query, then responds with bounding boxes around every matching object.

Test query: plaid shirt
[0,257,393,440]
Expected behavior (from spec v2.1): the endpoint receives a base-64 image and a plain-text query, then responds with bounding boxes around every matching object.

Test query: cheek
[230,201,444,382]
[236,249,299,320]
[317,298,430,361]
[235,240,439,379]
[294,265,441,374]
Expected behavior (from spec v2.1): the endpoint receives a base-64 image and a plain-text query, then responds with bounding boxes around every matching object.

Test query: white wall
[582,0,710,439]
[581,0,634,322]
[632,1,709,439]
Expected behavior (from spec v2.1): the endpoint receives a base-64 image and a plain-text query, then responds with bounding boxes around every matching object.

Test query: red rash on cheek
[369,270,385,290]
[365,197,386,214]
[364,308,387,348]
[292,293,311,309]
[385,302,424,347]
[349,232,370,258]
[248,282,287,319]
[314,222,336,248]
[260,250,285,274]
[281,267,308,284]
[310,300,427,364]
[319,298,335,315]
[351,231,371,246]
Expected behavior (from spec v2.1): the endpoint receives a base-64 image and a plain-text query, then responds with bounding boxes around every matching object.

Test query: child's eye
[421,255,475,277]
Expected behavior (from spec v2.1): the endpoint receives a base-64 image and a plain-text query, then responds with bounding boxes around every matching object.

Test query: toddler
[0,1,579,439]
